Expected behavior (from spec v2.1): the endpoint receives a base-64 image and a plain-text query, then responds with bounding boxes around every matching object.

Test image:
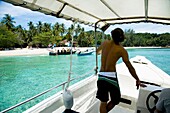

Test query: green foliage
[123,32,170,47]
[0,14,170,49]
[0,24,18,48]
[1,14,15,31]
[32,32,62,47]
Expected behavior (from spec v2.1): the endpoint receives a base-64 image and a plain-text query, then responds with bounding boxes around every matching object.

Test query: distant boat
[49,50,76,55]
[77,49,94,56]
[49,51,57,55]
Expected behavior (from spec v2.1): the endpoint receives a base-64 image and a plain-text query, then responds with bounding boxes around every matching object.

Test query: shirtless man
[96,28,146,113]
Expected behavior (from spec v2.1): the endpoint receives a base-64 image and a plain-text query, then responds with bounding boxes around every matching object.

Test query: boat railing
[0,69,95,113]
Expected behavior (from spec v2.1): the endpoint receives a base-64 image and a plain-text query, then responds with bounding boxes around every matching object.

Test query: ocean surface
[0,48,170,112]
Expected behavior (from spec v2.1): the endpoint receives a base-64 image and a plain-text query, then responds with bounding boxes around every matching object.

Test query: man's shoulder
[104,40,111,43]
[116,45,126,51]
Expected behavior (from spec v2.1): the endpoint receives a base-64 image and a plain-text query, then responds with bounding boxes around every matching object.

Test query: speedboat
[77,50,93,56]
[1,0,170,113]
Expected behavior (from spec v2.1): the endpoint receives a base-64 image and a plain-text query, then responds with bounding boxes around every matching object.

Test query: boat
[49,48,76,55]
[49,51,76,56]
[49,51,57,55]
[77,49,94,56]
[77,51,93,56]
[1,0,170,113]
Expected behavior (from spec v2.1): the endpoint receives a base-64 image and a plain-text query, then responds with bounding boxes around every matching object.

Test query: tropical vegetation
[0,14,170,50]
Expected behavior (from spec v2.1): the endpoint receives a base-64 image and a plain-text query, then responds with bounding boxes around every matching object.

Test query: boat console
[136,85,163,113]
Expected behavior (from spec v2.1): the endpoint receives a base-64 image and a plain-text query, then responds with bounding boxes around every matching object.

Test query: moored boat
[49,51,76,55]
[77,50,93,56]
[77,51,93,56]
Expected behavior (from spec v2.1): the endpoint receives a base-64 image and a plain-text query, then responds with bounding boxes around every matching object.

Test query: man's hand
[136,80,147,89]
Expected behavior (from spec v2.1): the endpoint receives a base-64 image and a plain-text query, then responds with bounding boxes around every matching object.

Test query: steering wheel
[146,90,162,113]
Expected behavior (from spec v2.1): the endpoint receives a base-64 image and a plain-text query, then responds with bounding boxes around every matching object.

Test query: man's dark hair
[111,28,125,45]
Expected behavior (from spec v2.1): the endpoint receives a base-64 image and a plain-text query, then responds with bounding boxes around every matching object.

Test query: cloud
[0,1,74,29]
[0,1,33,17]
[105,23,170,34]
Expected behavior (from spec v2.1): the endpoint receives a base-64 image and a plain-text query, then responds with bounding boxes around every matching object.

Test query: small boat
[49,51,57,55]
[49,50,76,55]
[77,50,93,56]
[58,51,76,55]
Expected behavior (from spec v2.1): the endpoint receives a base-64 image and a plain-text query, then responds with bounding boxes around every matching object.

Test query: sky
[0,1,170,34]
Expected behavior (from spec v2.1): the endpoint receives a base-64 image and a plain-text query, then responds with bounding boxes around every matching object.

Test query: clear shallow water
[0,48,170,112]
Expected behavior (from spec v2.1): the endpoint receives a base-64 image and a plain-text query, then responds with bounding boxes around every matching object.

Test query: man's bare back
[97,40,126,72]
[97,39,142,85]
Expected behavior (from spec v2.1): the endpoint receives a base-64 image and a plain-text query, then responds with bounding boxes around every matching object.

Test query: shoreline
[0,46,166,57]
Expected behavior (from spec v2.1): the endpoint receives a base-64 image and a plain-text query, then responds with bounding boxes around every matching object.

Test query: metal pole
[94,23,98,75]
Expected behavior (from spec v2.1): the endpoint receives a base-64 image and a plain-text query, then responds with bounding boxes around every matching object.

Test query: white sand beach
[0,47,93,56]
[0,47,162,57]
[0,48,50,56]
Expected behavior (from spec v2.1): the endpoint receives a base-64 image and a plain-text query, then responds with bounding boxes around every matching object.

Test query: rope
[65,21,76,91]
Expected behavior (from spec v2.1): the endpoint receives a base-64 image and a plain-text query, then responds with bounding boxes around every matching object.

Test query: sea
[0,48,170,112]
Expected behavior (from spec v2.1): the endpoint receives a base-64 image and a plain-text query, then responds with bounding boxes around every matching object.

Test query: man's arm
[121,49,146,89]
[96,41,105,54]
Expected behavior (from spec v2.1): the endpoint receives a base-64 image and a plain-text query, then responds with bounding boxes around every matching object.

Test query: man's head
[111,28,125,45]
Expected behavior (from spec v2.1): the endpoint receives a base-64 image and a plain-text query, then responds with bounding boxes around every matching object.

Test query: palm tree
[27,21,36,46]
[70,24,75,35]
[36,21,43,34]
[15,25,25,47]
[75,24,82,39]
[52,22,60,36]
[1,14,15,31]
[65,27,72,41]
[77,28,86,46]
[43,22,51,32]
[60,23,65,37]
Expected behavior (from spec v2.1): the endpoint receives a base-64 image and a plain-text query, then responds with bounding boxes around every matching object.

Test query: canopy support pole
[94,23,98,75]
[145,0,149,21]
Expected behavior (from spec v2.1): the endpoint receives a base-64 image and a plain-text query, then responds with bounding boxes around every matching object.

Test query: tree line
[0,14,169,49]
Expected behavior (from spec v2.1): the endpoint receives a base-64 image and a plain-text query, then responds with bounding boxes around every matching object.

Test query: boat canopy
[2,0,170,29]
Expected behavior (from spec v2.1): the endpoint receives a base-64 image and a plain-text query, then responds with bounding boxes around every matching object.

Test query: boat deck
[52,75,136,113]
[110,106,135,113]
[52,87,135,113]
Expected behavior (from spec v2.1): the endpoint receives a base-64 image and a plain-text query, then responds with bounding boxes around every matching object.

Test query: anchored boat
[1,0,170,113]
[77,50,94,56]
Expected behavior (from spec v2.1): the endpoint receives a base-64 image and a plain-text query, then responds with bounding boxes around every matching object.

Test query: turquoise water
[0,48,170,112]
